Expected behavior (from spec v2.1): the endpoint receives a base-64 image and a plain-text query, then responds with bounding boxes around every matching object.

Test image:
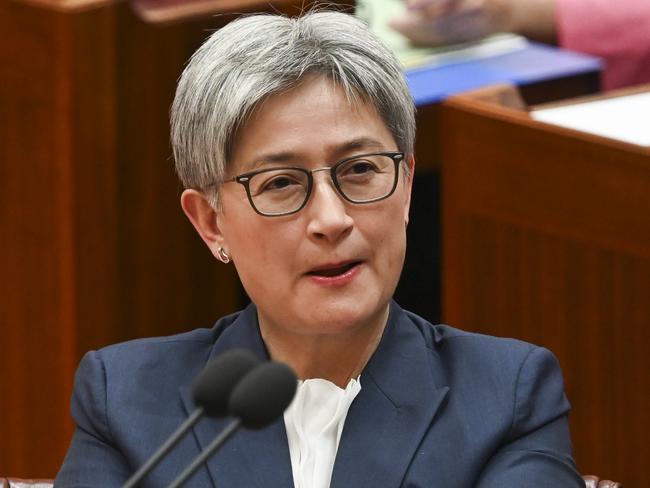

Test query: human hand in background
[389,0,556,46]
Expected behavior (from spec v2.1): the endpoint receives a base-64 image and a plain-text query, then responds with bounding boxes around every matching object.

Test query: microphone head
[192,349,260,417]
[228,362,298,429]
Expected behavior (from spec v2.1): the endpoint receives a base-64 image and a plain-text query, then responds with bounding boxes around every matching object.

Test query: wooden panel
[407,75,601,322]
[440,95,650,486]
[0,2,79,477]
[443,102,650,256]
[107,6,239,345]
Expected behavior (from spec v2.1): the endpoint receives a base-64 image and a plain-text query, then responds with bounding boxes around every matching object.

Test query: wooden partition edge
[445,92,650,157]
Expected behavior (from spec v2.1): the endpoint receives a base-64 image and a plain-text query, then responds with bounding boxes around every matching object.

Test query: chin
[301,295,388,335]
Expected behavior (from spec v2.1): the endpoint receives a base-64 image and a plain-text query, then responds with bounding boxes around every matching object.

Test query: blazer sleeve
[476,347,585,488]
[55,350,131,487]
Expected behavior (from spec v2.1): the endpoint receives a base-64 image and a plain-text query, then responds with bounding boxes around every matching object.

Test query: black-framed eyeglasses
[222,151,405,217]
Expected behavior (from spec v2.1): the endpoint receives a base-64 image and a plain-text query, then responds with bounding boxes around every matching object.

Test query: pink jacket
[556,0,650,90]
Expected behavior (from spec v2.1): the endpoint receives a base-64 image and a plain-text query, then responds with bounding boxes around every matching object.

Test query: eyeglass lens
[246,154,397,216]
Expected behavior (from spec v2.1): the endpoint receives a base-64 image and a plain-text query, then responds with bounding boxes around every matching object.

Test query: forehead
[229,76,397,172]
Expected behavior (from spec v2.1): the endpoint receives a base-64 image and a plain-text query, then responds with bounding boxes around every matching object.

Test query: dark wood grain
[1,2,78,477]
[440,93,650,486]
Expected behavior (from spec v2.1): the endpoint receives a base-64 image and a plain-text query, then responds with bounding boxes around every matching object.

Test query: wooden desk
[440,85,650,486]
[398,47,600,320]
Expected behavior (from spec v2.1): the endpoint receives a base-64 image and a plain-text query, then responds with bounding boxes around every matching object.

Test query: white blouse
[283,377,362,488]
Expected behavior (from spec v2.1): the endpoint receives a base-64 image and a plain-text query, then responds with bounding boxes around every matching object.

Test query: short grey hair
[171,10,416,192]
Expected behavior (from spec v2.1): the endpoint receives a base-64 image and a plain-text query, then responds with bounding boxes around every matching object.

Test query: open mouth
[307,261,361,278]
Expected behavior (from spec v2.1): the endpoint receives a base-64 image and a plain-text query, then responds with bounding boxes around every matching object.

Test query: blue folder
[406,42,602,107]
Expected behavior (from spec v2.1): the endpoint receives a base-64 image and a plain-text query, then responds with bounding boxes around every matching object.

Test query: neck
[258,306,389,388]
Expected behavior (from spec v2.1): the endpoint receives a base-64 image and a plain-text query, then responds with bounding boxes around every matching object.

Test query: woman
[56,11,583,487]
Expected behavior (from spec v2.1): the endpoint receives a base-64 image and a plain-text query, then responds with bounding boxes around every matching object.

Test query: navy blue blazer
[56,302,584,487]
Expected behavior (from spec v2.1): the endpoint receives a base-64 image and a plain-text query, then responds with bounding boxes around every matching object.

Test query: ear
[180,189,227,260]
[403,155,415,226]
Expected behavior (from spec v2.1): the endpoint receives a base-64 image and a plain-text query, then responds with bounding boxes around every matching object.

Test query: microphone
[166,361,298,488]
[122,349,260,488]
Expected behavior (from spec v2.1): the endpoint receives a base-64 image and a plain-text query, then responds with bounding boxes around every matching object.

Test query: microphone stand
[122,408,203,488]
[166,418,242,488]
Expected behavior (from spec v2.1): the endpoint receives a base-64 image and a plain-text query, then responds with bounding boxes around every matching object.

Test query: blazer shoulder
[96,309,243,364]
[431,324,562,385]
[74,310,247,394]
[400,309,555,389]
[433,323,536,356]
[402,308,536,358]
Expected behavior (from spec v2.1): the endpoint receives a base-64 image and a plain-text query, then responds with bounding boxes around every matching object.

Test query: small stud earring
[217,247,231,264]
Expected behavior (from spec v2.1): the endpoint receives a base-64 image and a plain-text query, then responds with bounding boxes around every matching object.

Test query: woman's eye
[260,175,301,192]
[341,160,378,176]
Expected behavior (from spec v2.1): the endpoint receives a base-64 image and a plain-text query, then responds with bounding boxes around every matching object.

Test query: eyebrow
[246,137,389,171]
[336,137,388,155]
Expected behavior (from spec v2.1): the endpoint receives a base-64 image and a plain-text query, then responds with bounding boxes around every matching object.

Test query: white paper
[532,92,650,147]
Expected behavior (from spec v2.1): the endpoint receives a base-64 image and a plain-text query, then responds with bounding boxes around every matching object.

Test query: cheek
[232,231,272,276]
[363,205,408,265]
[388,203,409,258]
[385,229,407,272]
[230,235,279,304]
[229,221,303,283]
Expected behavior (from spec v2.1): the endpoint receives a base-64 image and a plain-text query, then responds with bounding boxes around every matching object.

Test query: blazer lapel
[330,303,449,488]
[179,304,294,488]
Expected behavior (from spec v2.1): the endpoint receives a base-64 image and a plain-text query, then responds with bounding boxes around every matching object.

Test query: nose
[305,172,354,243]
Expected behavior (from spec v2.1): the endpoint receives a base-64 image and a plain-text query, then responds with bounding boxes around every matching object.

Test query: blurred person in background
[390,0,650,90]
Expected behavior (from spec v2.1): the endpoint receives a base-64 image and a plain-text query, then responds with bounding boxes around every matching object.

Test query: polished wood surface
[1,0,346,477]
[406,73,599,322]
[440,89,649,486]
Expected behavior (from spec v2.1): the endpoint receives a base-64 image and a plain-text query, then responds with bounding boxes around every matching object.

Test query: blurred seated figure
[390,0,650,89]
